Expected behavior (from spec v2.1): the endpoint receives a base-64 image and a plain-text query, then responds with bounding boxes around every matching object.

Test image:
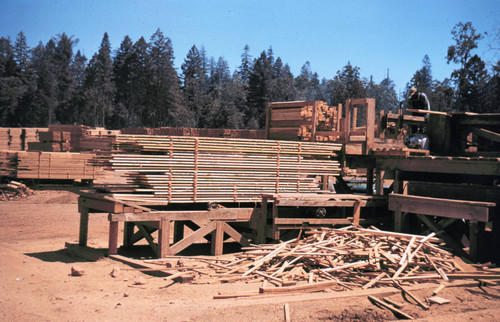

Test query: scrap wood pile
[0,180,33,201]
[267,101,338,142]
[142,227,500,297]
[95,135,342,203]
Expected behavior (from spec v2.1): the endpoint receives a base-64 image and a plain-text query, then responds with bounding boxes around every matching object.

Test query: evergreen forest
[1,22,499,129]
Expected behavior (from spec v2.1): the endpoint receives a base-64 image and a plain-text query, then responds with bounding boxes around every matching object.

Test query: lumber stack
[267,101,338,142]
[121,127,266,139]
[28,130,72,152]
[0,150,18,177]
[99,135,342,203]
[0,127,45,151]
[16,151,101,180]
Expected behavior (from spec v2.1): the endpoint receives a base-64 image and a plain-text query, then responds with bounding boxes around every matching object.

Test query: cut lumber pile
[16,151,102,180]
[0,150,18,177]
[28,130,72,152]
[267,101,338,142]
[0,127,46,151]
[122,127,266,139]
[97,134,341,203]
[0,180,34,200]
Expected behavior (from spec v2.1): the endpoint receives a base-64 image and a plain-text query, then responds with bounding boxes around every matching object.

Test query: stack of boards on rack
[97,135,342,204]
[267,101,339,142]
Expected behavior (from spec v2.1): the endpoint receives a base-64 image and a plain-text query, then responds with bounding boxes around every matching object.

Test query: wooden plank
[260,280,338,294]
[274,218,354,225]
[474,128,500,144]
[108,208,254,222]
[389,194,493,222]
[368,296,414,319]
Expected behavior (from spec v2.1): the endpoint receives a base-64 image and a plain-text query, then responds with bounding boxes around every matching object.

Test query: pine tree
[83,32,116,127]
[147,29,191,127]
[113,35,134,128]
[238,44,252,83]
[181,45,207,127]
[53,33,78,124]
[247,50,273,128]
[327,62,367,106]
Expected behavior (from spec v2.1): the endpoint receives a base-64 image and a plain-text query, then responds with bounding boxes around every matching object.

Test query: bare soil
[1,189,500,321]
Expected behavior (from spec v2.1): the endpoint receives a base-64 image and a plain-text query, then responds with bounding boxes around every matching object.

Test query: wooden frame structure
[77,191,257,257]
[260,193,387,242]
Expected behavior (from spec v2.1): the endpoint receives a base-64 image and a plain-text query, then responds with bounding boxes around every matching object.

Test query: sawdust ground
[1,190,499,321]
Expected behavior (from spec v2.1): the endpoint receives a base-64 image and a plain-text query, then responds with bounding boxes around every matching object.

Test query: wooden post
[211,221,225,256]
[123,222,134,247]
[311,101,318,142]
[108,219,119,255]
[258,198,268,244]
[79,207,89,247]
[469,221,485,263]
[336,103,342,132]
[272,201,279,240]
[159,219,171,257]
[352,107,358,130]
[393,170,404,232]
[366,168,374,195]
[365,98,375,153]
[344,100,351,143]
[353,200,361,226]
[375,169,385,195]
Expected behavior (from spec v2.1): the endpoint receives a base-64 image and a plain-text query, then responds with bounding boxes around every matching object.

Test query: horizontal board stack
[0,127,46,151]
[99,134,342,204]
[267,101,338,142]
[28,131,71,152]
[16,151,102,180]
[47,125,90,151]
[0,151,18,177]
[122,127,266,139]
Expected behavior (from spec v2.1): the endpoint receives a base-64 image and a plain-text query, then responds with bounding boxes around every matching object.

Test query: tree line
[1,22,499,129]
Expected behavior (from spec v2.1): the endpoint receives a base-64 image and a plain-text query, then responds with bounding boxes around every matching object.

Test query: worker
[408,87,431,120]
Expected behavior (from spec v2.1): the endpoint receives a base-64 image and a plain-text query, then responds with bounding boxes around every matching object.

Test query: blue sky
[1,0,499,96]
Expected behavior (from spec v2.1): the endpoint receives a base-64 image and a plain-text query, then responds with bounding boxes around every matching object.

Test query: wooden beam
[389,194,493,222]
[159,219,171,257]
[79,207,89,247]
[108,220,119,255]
[136,223,159,256]
[108,208,255,222]
[211,221,225,256]
[474,128,500,144]
[222,222,250,247]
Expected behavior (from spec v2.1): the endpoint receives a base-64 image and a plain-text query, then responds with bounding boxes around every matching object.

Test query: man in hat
[408,87,431,120]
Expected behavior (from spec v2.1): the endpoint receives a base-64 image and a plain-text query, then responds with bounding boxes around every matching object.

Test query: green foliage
[1,22,499,128]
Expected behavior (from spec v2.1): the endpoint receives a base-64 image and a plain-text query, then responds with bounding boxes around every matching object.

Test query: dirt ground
[1,189,500,321]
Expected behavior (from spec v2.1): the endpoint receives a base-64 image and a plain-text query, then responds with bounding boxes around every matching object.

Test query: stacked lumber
[100,135,342,203]
[0,150,18,177]
[0,128,45,151]
[28,130,71,152]
[122,127,266,139]
[48,124,90,151]
[16,151,101,180]
[267,101,338,142]
[142,227,499,296]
